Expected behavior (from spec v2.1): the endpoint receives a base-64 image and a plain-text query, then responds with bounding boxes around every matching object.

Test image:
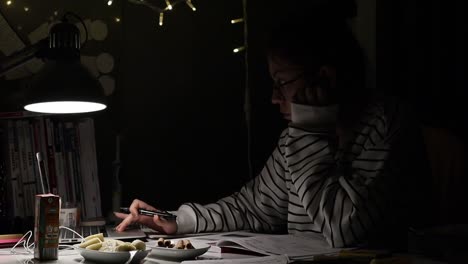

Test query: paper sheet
[216,233,341,258]
[184,232,344,260]
[181,254,289,264]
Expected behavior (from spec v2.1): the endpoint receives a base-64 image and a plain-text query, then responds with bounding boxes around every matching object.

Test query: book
[187,231,344,260]
[0,234,23,249]
[181,255,289,264]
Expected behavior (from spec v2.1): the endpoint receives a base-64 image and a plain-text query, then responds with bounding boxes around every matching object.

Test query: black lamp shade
[24,60,107,114]
[23,18,107,114]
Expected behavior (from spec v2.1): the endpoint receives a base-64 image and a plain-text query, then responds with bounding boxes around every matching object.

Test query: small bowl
[74,245,151,264]
[148,241,211,261]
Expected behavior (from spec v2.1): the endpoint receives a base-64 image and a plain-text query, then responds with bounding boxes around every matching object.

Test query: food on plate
[175,240,184,249]
[79,237,102,248]
[116,242,136,251]
[83,233,104,242]
[157,238,173,248]
[156,238,194,249]
[77,234,146,252]
[131,239,146,250]
[183,239,194,249]
[85,242,103,250]
[99,239,124,252]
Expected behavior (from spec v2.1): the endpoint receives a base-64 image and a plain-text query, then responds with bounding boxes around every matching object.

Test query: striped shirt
[176,99,411,248]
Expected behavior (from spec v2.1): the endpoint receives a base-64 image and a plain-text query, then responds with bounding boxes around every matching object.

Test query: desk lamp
[0,12,107,114]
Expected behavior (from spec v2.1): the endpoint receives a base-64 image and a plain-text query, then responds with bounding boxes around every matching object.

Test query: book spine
[16,120,33,217]
[8,120,24,217]
[63,122,77,204]
[54,122,67,202]
[32,117,49,194]
[0,123,8,218]
[88,119,102,218]
[67,122,85,218]
[78,118,101,218]
[23,120,37,216]
[44,118,57,195]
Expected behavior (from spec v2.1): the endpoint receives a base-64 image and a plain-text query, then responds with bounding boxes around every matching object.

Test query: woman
[115,10,428,249]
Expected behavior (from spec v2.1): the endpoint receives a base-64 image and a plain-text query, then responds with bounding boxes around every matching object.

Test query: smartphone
[119,207,177,221]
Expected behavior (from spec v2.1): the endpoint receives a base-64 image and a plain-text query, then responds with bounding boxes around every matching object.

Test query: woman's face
[268,55,306,121]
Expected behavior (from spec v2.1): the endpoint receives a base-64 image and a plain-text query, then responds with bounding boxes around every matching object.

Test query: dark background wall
[1,0,466,224]
[114,0,250,213]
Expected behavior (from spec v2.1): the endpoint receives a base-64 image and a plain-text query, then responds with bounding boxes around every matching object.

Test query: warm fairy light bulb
[24,6,29,11]
[107,0,113,6]
[186,0,196,11]
[115,17,121,22]
[231,18,244,24]
[159,12,164,26]
[165,0,172,10]
[6,1,12,6]
[233,46,245,53]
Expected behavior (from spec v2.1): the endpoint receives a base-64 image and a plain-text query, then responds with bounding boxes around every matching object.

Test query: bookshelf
[0,112,102,233]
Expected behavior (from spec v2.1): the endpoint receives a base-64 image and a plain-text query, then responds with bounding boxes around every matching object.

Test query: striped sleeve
[286,101,403,247]
[175,130,290,234]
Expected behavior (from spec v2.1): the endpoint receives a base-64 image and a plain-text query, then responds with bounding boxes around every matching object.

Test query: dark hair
[265,2,370,127]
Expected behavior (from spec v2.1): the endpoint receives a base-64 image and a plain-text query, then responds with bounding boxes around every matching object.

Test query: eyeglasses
[272,72,304,99]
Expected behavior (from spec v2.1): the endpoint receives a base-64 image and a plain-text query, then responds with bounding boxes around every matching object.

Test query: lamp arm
[0,38,48,78]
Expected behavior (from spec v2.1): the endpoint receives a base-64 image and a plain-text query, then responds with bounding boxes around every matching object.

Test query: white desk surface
[0,232,449,264]
[0,243,257,264]
[0,248,255,264]
[0,248,449,264]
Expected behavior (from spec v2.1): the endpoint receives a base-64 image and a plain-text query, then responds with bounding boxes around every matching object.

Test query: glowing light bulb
[115,17,121,22]
[233,46,245,53]
[231,18,244,24]
[24,6,29,11]
[6,1,12,6]
[165,0,172,10]
[186,0,196,11]
[107,0,113,6]
[159,12,164,26]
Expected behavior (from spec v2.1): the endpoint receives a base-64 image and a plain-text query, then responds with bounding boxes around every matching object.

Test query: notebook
[59,221,146,244]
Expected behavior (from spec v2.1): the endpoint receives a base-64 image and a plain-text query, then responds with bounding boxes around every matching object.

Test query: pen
[120,207,177,221]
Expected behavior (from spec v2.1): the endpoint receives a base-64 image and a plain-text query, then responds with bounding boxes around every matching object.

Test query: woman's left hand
[293,66,336,106]
[294,84,331,106]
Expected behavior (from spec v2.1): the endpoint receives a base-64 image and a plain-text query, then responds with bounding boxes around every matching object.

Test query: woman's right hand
[114,199,177,234]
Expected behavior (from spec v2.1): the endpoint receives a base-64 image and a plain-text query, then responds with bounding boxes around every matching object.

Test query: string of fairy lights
[108,0,196,27]
[3,0,247,54]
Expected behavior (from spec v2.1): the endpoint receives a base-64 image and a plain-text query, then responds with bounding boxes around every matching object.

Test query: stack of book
[0,112,102,223]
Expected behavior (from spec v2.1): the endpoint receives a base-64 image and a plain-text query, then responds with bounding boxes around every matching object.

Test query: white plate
[74,245,151,264]
[148,241,211,261]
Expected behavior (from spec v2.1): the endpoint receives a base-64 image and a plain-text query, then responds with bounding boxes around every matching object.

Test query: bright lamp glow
[24,101,107,114]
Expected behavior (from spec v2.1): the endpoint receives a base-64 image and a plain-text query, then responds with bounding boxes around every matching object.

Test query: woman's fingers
[128,199,156,217]
[114,199,177,234]
[114,212,128,220]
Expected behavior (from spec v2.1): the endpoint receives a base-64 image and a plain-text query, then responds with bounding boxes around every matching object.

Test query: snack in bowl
[76,233,146,252]
[74,233,150,264]
[156,238,194,249]
[132,239,146,250]
[150,238,210,260]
